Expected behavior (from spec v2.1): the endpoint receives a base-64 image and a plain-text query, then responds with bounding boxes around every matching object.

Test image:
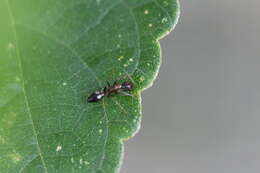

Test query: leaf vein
[5,0,49,172]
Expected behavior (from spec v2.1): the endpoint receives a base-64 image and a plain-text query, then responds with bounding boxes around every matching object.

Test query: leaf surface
[0,0,180,172]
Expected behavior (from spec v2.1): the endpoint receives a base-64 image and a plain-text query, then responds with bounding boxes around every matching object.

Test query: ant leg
[126,72,136,85]
[118,91,133,97]
[121,69,136,85]
[106,81,111,88]
[113,80,118,86]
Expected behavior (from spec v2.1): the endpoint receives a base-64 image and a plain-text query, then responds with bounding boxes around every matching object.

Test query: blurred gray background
[122,0,260,173]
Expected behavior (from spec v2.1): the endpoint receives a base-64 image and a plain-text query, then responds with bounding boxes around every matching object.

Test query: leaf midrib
[5,0,49,172]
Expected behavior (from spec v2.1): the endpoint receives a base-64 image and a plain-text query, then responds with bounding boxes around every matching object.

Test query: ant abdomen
[87,91,104,102]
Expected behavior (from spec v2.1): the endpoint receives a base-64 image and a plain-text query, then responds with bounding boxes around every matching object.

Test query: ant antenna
[106,81,111,87]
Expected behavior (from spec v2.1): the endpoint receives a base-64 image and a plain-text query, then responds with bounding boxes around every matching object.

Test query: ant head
[121,82,133,91]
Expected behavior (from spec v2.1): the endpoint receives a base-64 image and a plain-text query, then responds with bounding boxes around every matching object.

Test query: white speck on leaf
[8,42,15,50]
[80,158,83,164]
[149,23,153,27]
[118,56,124,61]
[163,1,169,6]
[99,129,103,133]
[9,152,21,163]
[162,17,168,23]
[129,58,133,62]
[96,0,101,5]
[0,136,5,144]
[144,10,149,14]
[56,145,62,152]
[62,82,67,86]
[15,76,21,82]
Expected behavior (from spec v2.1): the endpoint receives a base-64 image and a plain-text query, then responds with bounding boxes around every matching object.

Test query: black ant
[87,81,134,103]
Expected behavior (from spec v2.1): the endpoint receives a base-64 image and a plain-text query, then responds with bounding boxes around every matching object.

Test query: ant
[87,80,134,103]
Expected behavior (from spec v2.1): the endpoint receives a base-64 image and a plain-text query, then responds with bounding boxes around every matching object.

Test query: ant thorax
[113,84,122,90]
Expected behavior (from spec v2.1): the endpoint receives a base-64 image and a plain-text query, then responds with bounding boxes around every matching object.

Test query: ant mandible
[87,80,134,103]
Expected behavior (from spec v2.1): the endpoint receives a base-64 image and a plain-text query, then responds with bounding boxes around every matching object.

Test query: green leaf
[0,0,180,172]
